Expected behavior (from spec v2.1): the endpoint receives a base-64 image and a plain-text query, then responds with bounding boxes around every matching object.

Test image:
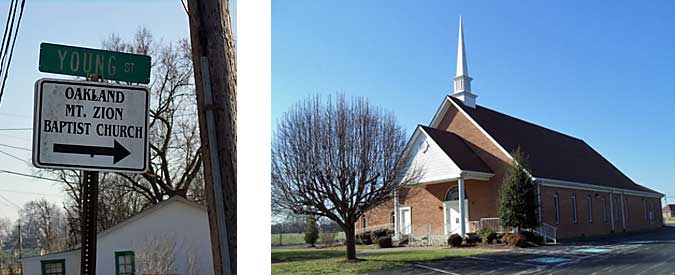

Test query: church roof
[446,96,660,194]
[420,125,492,174]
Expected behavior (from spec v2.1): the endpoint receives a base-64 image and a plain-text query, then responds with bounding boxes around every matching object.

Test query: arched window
[445,186,467,201]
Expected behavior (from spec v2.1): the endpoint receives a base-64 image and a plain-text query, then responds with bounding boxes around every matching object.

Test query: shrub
[319,229,337,247]
[486,232,498,244]
[304,216,319,246]
[370,228,394,241]
[447,233,463,247]
[501,232,527,247]
[477,228,498,244]
[357,231,373,245]
[521,231,544,245]
[464,233,480,245]
[376,236,393,248]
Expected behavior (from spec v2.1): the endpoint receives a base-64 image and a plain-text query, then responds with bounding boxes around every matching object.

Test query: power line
[0,143,30,151]
[0,112,30,118]
[180,0,189,15]
[0,148,29,164]
[0,192,20,209]
[0,0,25,105]
[0,128,31,131]
[0,188,61,197]
[0,0,25,107]
[0,169,61,182]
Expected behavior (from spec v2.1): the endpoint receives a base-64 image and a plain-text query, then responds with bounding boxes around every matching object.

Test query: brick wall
[539,185,663,239]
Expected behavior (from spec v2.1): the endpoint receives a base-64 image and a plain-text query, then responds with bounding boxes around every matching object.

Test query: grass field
[271,246,503,275]
[271,233,306,246]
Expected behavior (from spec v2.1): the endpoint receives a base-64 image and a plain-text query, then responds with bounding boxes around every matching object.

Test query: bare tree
[272,95,420,260]
[59,171,143,248]
[103,28,204,204]
[134,234,200,275]
[18,199,66,254]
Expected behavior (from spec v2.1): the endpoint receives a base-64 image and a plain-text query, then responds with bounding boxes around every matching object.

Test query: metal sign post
[80,170,99,275]
[33,43,151,275]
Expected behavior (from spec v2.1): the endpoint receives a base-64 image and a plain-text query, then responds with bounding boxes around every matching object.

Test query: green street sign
[39,42,151,84]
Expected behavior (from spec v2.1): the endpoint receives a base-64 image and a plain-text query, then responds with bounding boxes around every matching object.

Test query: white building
[22,196,214,275]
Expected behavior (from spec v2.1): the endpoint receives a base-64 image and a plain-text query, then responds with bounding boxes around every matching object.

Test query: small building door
[399,207,412,235]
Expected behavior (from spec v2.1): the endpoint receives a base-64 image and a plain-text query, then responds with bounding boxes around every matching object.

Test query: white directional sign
[32,78,149,173]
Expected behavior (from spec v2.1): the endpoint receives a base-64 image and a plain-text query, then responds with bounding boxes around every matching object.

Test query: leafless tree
[103,28,204,205]
[272,94,420,260]
[134,234,200,275]
[18,199,66,254]
[59,172,143,248]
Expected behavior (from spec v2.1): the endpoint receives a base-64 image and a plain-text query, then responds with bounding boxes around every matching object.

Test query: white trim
[458,175,466,237]
[462,170,494,181]
[535,177,663,199]
[411,170,495,187]
[430,96,513,161]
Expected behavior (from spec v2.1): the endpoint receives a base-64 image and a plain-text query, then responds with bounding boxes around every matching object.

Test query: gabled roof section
[445,96,659,194]
[96,196,205,240]
[420,126,492,174]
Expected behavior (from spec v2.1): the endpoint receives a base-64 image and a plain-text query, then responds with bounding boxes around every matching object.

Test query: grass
[271,233,306,246]
[271,246,503,275]
[272,232,347,246]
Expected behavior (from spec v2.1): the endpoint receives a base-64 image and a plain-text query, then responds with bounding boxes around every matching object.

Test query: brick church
[357,18,663,242]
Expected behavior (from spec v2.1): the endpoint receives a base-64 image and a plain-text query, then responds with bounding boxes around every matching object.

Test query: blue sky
[0,0,192,221]
[273,1,675,200]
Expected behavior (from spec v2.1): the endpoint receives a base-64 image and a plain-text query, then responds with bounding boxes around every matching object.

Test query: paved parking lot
[370,227,675,275]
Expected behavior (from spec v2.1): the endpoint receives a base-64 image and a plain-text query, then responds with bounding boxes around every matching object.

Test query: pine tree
[498,148,538,231]
[304,215,319,246]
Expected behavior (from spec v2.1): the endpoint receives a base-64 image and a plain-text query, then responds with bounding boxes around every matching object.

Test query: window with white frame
[587,195,593,223]
[571,194,578,223]
[553,193,560,224]
[361,215,366,229]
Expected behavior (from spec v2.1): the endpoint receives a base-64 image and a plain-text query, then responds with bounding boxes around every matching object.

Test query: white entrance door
[399,207,412,235]
[444,200,468,235]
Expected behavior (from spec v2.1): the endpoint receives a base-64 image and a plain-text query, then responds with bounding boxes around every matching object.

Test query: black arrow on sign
[53,140,131,164]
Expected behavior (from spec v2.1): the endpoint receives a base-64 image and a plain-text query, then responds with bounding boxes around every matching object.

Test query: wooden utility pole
[186,1,237,274]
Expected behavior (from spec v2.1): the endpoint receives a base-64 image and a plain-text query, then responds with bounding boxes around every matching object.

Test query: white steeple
[452,16,477,108]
